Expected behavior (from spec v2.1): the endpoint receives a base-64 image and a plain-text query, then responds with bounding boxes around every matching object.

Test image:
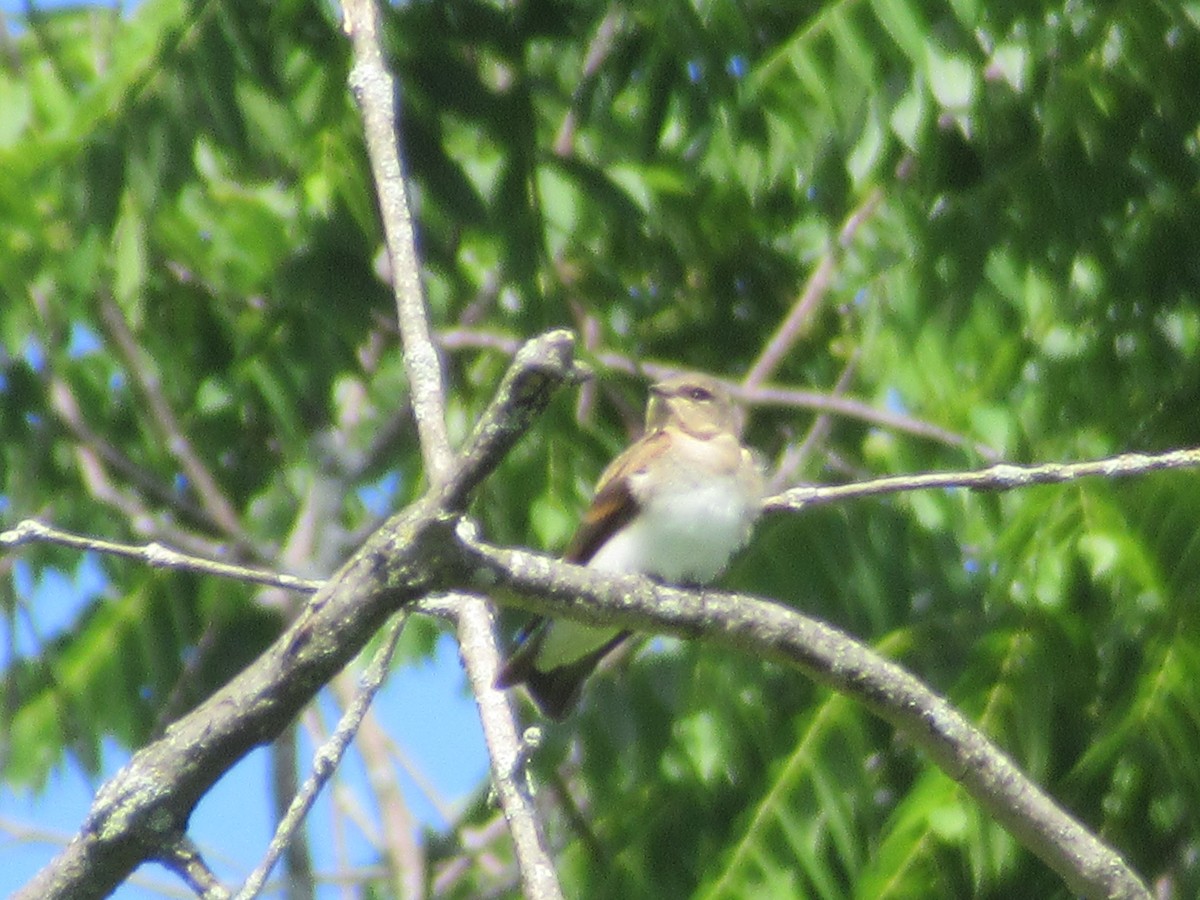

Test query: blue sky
[1,563,491,897]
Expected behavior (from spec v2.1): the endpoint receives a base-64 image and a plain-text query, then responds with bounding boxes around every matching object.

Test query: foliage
[2,0,1200,896]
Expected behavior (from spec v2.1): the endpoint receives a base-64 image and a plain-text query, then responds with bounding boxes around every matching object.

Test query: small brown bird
[496,373,764,718]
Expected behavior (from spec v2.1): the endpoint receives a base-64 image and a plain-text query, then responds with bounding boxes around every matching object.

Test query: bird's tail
[496,624,628,719]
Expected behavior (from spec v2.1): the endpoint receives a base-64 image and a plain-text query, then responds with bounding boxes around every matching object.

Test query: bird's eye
[687,386,714,402]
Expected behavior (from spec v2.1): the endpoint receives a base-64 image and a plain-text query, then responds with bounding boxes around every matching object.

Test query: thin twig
[763,447,1200,513]
[768,350,860,492]
[158,836,231,900]
[232,614,408,900]
[0,520,321,593]
[298,705,369,900]
[47,376,217,533]
[547,767,607,866]
[744,252,835,387]
[329,676,426,899]
[742,187,884,388]
[97,295,246,540]
[569,301,601,424]
[552,8,625,157]
[342,0,453,484]
[149,621,226,738]
[271,725,316,900]
[0,816,75,850]
[437,328,997,460]
[66,422,238,558]
[330,778,382,855]
[431,815,516,896]
[383,732,456,827]
[0,816,195,899]
[735,382,997,460]
[14,447,1199,594]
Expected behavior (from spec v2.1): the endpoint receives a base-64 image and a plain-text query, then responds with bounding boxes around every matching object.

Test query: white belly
[536,451,760,670]
[590,477,757,583]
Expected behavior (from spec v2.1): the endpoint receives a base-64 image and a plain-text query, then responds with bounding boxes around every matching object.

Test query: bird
[495,372,764,718]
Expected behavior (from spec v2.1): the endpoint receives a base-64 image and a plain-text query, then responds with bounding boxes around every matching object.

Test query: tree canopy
[3,0,1200,897]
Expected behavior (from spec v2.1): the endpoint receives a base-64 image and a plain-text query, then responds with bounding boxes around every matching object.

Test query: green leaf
[870,0,926,62]
[924,44,976,112]
[0,72,32,148]
[112,192,147,325]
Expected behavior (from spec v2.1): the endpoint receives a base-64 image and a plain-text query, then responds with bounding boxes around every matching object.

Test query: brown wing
[562,429,669,564]
[494,430,670,715]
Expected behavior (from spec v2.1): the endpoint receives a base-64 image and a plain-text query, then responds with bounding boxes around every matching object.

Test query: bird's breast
[590,473,758,584]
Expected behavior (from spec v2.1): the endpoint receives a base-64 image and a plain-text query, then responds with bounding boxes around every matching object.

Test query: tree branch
[156,836,229,900]
[12,330,580,900]
[11,444,1196,586]
[449,524,1152,900]
[268,725,315,900]
[435,332,578,895]
[96,294,247,542]
[440,329,582,511]
[13,360,1190,899]
[0,519,321,593]
[742,186,885,388]
[46,375,223,539]
[767,349,860,492]
[735,381,998,461]
[232,615,408,900]
[343,0,453,484]
[763,448,1200,513]
[454,600,565,900]
[47,383,238,559]
[327,678,424,900]
[339,7,572,893]
[437,328,997,460]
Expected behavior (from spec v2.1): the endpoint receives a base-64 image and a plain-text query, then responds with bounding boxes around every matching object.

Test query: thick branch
[442,329,581,511]
[450,525,1151,900]
[15,380,1186,899]
[14,331,577,900]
